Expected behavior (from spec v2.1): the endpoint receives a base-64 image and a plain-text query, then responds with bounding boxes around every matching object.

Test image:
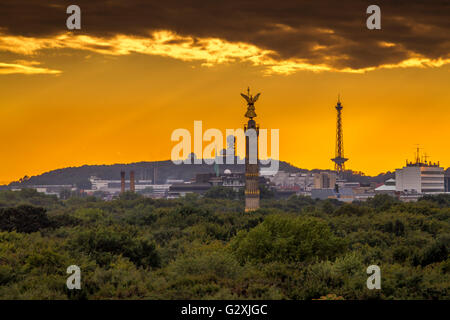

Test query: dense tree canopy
[0,205,50,233]
[0,189,448,299]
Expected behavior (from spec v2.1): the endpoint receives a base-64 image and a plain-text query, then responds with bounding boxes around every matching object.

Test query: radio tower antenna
[331,96,348,176]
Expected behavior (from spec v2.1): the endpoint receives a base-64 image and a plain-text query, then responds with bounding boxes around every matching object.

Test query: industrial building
[89,176,155,194]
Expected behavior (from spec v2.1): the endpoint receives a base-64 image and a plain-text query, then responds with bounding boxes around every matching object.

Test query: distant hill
[4,159,301,189]
[1,158,405,190]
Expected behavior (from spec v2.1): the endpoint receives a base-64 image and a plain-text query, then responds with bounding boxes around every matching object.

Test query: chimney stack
[120,171,125,193]
[130,170,135,192]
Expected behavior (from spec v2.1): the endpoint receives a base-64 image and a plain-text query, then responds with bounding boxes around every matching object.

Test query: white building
[375,178,396,194]
[395,162,444,194]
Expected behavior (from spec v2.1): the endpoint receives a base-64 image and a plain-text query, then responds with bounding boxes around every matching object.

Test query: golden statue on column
[241,87,260,212]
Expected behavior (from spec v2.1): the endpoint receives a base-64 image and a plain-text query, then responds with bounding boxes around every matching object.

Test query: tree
[366,194,399,212]
[75,179,92,190]
[71,227,161,269]
[59,189,72,200]
[204,186,236,200]
[259,185,275,199]
[0,205,51,233]
[231,215,346,264]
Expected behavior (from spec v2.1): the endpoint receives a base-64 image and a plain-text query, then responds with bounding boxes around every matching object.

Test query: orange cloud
[0,61,61,75]
[0,31,449,75]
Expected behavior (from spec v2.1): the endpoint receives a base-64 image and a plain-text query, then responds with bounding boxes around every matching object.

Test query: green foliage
[0,205,51,233]
[231,215,346,264]
[0,190,448,299]
[366,194,400,212]
[119,191,143,201]
[259,184,275,199]
[0,189,59,208]
[419,194,450,207]
[204,186,237,200]
[69,227,160,268]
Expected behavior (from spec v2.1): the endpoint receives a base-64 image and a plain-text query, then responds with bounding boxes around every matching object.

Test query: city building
[374,178,396,194]
[267,171,315,191]
[167,169,246,198]
[311,188,337,200]
[395,150,445,194]
[168,182,211,198]
[395,164,444,194]
[222,170,245,191]
[142,185,171,198]
[338,187,355,202]
[11,185,75,198]
[445,173,450,192]
[314,172,337,189]
[89,176,156,195]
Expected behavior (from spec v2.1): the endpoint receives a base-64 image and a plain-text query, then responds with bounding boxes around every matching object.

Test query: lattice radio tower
[331,96,348,175]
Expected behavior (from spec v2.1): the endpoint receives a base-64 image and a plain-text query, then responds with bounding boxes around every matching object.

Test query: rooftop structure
[374,178,397,193]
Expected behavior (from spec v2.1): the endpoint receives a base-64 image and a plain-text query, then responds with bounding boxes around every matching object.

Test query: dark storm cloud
[0,0,449,70]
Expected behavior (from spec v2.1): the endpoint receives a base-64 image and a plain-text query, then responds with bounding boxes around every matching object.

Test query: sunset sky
[0,0,449,184]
